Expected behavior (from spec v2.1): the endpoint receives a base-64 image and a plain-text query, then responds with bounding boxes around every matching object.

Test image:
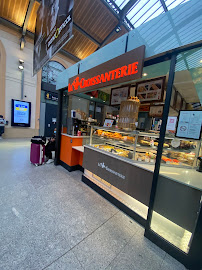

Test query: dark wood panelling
[27,1,40,33]
[73,0,119,43]
[63,28,98,59]
[0,0,29,27]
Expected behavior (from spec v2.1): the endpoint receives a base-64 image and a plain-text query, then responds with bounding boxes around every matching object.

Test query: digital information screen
[11,99,31,127]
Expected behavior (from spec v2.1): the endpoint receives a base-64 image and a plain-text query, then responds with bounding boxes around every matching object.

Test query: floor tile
[44,250,83,270]
[0,139,188,270]
[161,253,187,270]
[72,213,135,270]
[107,231,166,270]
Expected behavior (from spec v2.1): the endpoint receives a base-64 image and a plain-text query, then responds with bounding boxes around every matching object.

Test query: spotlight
[90,96,93,99]
[115,26,121,33]
[18,65,24,70]
[18,59,24,70]
[143,73,148,76]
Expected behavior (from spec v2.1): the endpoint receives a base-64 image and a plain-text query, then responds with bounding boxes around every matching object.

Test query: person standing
[0,115,6,139]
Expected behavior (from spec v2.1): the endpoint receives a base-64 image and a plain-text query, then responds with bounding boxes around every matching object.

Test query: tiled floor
[0,139,187,270]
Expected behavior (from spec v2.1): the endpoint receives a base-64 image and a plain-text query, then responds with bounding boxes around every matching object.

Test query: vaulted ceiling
[0,0,130,61]
[0,0,191,62]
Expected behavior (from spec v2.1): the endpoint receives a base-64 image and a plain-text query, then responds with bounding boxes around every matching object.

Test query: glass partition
[150,47,202,253]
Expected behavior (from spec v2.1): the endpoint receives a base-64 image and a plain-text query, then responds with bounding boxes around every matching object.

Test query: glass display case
[90,126,201,168]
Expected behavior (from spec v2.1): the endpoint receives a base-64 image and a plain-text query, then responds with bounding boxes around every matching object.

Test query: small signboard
[103,119,114,127]
[45,92,58,102]
[166,116,177,132]
[176,110,202,140]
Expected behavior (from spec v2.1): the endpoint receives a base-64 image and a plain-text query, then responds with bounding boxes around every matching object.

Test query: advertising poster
[136,77,165,103]
[176,111,202,140]
[111,86,129,105]
[11,100,31,127]
[33,0,74,75]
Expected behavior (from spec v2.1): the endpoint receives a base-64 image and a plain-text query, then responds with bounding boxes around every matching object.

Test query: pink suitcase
[30,143,45,166]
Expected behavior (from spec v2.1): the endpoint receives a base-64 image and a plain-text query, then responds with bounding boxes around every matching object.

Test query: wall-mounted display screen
[11,99,31,127]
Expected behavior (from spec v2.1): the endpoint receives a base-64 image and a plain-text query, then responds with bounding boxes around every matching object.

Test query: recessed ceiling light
[90,96,93,99]
[143,73,147,76]
[103,101,105,102]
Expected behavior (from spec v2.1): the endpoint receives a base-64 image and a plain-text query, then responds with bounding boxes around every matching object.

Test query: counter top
[72,146,84,153]
[84,145,202,192]
[61,133,90,138]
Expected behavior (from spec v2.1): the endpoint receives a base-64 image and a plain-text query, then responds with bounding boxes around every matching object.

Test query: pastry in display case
[90,126,201,168]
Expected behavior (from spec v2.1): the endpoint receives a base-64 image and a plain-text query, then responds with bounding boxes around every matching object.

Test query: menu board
[176,110,202,140]
[136,77,165,103]
[111,86,129,105]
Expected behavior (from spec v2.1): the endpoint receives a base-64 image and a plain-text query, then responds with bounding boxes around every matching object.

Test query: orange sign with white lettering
[68,45,145,94]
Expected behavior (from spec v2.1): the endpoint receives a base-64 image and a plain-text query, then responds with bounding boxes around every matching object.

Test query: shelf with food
[93,144,133,159]
[93,126,138,135]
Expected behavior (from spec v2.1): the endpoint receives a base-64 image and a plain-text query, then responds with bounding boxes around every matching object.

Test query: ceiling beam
[159,0,168,12]
[22,0,35,36]
[73,23,101,46]
[100,0,134,31]
[20,0,35,49]
[119,0,139,20]
[97,22,120,49]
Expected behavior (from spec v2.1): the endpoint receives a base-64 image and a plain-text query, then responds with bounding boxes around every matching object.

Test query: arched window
[42,61,65,85]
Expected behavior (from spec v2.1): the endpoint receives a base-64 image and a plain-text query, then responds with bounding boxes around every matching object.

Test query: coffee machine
[67,118,80,135]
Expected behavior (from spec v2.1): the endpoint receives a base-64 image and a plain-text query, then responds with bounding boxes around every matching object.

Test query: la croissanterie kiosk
[55,2,202,268]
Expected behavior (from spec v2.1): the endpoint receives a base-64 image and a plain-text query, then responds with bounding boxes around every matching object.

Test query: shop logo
[98,162,125,179]
[47,14,72,48]
[68,61,139,92]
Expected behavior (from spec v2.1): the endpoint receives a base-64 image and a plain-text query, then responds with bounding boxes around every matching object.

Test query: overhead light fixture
[103,101,105,102]
[200,60,202,63]
[90,96,93,99]
[20,37,26,50]
[115,26,121,33]
[143,73,148,76]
